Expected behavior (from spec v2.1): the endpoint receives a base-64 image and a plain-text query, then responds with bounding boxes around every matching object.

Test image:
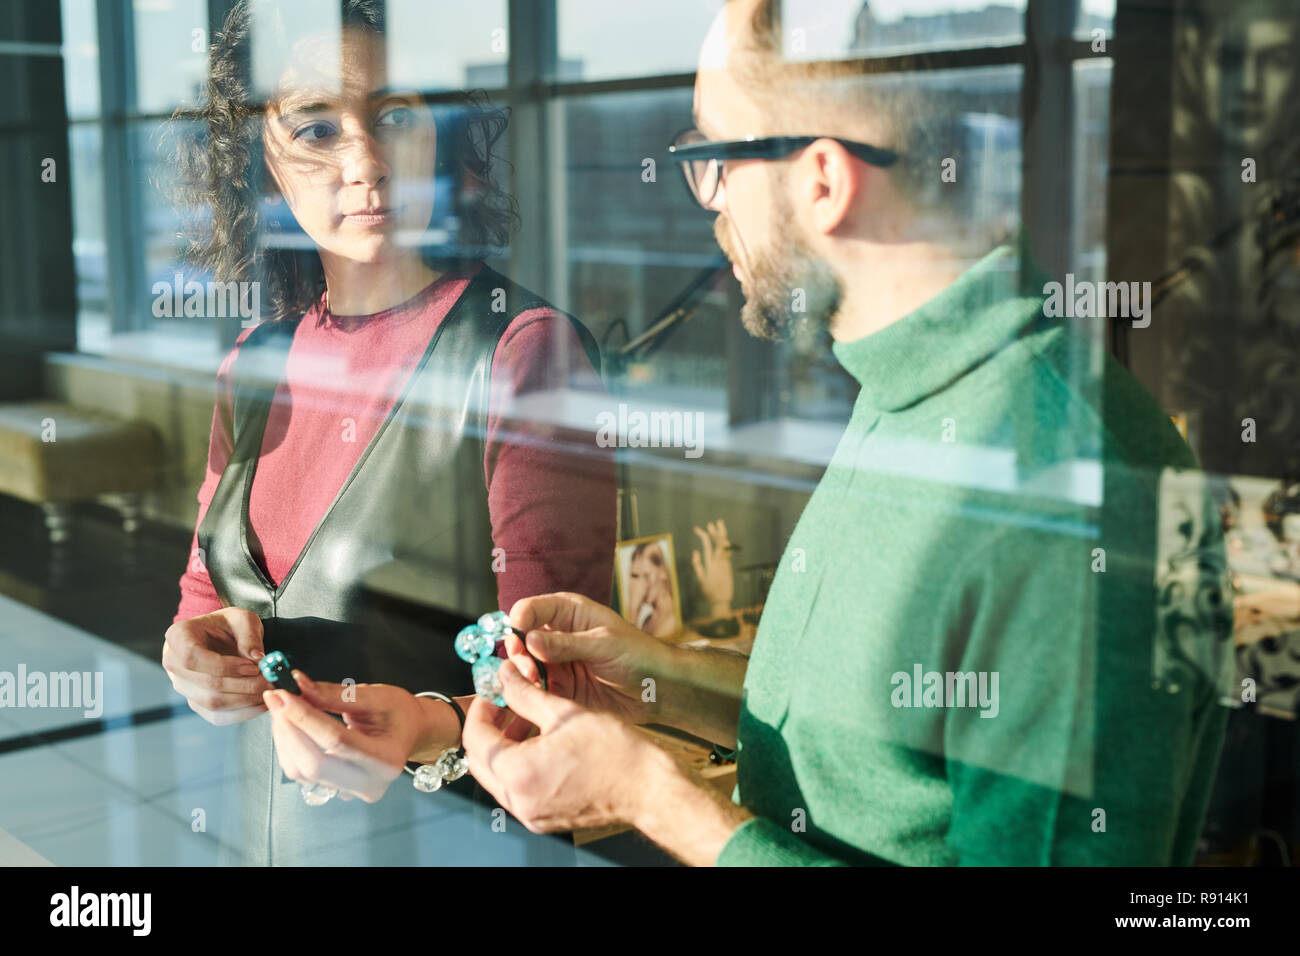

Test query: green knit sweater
[716,241,1233,866]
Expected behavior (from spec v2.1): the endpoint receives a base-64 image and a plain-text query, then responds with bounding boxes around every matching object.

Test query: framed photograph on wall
[615,533,683,639]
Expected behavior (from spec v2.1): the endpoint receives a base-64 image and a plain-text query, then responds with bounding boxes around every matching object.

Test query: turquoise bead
[455,625,487,663]
[472,655,506,707]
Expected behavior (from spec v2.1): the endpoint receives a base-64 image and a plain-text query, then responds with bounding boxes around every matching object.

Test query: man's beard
[714,202,843,341]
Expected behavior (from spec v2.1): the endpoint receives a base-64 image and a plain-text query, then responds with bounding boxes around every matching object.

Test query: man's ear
[801,138,863,236]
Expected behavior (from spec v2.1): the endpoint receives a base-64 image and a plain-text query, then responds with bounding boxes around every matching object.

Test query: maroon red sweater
[174,262,615,622]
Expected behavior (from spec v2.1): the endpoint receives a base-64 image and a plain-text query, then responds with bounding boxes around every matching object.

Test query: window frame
[75,0,1116,422]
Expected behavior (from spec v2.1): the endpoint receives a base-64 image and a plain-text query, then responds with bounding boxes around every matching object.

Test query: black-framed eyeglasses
[666,128,900,209]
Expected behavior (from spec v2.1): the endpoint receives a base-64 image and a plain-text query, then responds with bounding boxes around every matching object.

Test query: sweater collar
[831,234,1048,413]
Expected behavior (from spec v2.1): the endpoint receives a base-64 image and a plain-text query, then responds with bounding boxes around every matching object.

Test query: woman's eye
[376,106,415,130]
[292,121,336,143]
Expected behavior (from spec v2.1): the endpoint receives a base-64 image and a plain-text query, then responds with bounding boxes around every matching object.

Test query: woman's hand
[263,672,460,804]
[504,592,673,724]
[162,608,270,725]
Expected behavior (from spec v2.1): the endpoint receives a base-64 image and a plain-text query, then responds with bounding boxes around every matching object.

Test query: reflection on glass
[60,0,100,120]
[1072,58,1111,283]
[840,0,1027,59]
[886,65,1023,250]
[1161,0,1300,481]
[133,0,208,113]
[791,63,1022,422]
[563,88,730,412]
[68,124,107,340]
[385,0,508,90]
[146,0,617,867]
[138,119,198,322]
[1077,0,1116,40]
[248,0,343,100]
[1198,3,1295,153]
[559,0,724,81]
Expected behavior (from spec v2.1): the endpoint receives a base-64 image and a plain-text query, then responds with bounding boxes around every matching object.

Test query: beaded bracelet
[404,691,468,793]
[455,610,547,706]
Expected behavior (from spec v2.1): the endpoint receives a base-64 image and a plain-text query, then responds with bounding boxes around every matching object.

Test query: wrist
[629,743,750,866]
[625,735,682,831]
[639,638,682,723]
[408,695,461,763]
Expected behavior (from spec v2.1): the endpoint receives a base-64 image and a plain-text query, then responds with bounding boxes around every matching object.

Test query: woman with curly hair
[159,0,615,864]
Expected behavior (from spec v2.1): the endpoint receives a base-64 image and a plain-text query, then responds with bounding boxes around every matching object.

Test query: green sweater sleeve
[714,817,849,866]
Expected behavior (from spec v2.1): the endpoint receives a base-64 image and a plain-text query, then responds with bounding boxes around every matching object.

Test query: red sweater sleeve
[173,329,254,623]
[485,308,616,610]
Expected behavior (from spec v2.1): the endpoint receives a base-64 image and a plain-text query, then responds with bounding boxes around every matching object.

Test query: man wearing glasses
[445,0,1234,864]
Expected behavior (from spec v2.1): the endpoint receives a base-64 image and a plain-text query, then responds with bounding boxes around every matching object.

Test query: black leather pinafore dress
[197,264,600,865]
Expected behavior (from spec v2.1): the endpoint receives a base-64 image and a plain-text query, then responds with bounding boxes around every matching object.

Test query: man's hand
[505,591,671,724]
[464,661,752,863]
[162,607,269,725]
[464,660,668,832]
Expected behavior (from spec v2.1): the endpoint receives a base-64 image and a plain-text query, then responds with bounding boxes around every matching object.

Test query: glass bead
[434,749,468,783]
[455,625,491,663]
[472,655,506,707]
[259,650,293,685]
[301,784,338,806]
[478,610,511,635]
[412,764,444,793]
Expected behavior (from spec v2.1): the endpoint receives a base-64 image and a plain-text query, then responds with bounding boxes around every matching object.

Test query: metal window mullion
[207,0,242,350]
[1021,0,1079,281]
[506,0,559,298]
[96,0,145,334]
[546,42,1035,102]
[506,22,1052,429]
[1103,0,1177,369]
[507,11,585,852]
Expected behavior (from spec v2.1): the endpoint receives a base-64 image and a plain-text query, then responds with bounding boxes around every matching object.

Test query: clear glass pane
[247,0,342,100]
[0,2,61,43]
[1071,58,1111,283]
[241,0,510,98]
[132,0,209,114]
[1077,0,1116,40]
[67,122,107,348]
[561,88,730,411]
[562,1,1026,77]
[61,0,100,121]
[558,65,1022,424]
[386,0,509,90]
[908,64,1023,251]
[559,0,725,82]
[838,0,1026,58]
[136,117,205,324]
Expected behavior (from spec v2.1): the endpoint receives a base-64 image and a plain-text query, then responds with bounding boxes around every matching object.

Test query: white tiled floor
[0,595,615,866]
[0,825,52,865]
[0,740,220,865]
[0,596,178,740]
